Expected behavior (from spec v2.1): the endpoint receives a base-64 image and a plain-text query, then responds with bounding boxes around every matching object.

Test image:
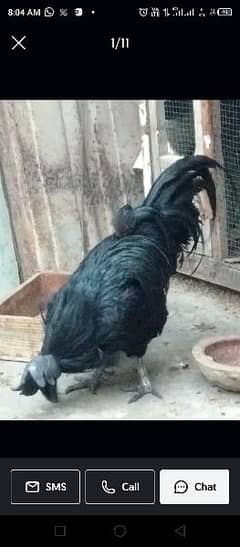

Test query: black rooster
[13,155,219,404]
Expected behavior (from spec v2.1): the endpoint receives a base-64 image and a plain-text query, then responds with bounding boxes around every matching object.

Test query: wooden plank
[0,272,41,316]
[146,100,185,178]
[191,100,228,260]
[0,271,69,316]
[133,101,152,197]
[155,101,169,160]
[0,315,42,362]
[210,101,228,258]
[224,257,240,264]
[0,171,20,298]
[39,271,69,301]
[179,253,240,293]
[193,100,214,256]
[146,100,161,181]
[0,271,70,361]
[0,102,40,279]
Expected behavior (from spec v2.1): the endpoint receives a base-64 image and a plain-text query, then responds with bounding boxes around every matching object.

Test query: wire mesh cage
[215,100,240,258]
[159,100,195,156]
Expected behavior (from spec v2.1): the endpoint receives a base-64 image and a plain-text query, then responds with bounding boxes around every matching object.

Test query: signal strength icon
[184,9,195,16]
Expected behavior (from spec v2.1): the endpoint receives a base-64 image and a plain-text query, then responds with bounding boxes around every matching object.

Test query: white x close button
[160,469,229,504]
[11,35,27,50]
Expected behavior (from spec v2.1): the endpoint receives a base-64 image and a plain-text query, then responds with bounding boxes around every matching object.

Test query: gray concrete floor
[1,274,240,420]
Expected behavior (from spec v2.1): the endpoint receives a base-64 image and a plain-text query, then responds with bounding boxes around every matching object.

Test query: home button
[113,524,127,538]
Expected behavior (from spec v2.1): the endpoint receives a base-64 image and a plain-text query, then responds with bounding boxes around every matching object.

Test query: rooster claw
[121,385,162,403]
[65,366,109,396]
[66,377,99,395]
[129,387,162,403]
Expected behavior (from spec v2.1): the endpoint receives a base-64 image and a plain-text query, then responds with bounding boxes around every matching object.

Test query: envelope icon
[25,480,40,493]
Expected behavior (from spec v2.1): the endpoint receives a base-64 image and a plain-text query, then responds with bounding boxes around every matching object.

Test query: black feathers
[143,155,218,214]
[114,155,219,269]
[113,204,136,236]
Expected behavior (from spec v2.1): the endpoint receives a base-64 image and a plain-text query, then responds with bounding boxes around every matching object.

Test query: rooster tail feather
[114,155,220,259]
[144,155,219,217]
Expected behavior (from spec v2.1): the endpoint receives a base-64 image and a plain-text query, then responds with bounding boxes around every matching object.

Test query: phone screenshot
[0,4,238,543]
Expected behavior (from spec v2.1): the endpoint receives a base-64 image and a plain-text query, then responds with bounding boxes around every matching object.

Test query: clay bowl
[192,336,240,392]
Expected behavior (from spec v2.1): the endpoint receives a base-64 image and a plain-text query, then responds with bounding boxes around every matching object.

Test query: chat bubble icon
[174,480,188,494]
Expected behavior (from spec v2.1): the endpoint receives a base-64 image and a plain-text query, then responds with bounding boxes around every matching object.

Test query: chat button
[160,469,229,504]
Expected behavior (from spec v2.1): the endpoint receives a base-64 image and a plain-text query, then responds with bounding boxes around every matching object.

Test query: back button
[175,524,186,538]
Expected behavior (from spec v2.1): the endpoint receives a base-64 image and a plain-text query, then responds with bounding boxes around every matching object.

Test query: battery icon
[217,8,232,16]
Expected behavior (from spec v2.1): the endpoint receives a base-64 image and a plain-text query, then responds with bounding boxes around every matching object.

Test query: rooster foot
[65,376,99,395]
[124,384,162,404]
[65,366,112,396]
[123,358,162,403]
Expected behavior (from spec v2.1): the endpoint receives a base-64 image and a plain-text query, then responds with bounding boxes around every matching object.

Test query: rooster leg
[65,351,116,396]
[126,359,162,404]
[65,364,107,395]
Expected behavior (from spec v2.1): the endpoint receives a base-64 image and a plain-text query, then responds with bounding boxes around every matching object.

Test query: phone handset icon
[101,479,116,495]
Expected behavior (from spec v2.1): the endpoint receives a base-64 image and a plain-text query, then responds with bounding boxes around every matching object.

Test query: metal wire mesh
[163,100,195,156]
[219,100,240,257]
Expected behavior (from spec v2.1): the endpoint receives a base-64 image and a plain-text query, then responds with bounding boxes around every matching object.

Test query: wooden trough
[0,271,69,362]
